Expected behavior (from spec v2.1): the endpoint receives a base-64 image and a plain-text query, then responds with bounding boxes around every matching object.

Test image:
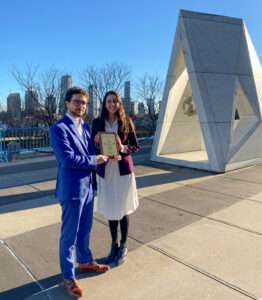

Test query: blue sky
[0,0,262,108]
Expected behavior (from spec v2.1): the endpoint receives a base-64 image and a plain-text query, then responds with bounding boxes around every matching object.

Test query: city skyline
[3,76,151,126]
[1,1,262,107]
[3,74,154,110]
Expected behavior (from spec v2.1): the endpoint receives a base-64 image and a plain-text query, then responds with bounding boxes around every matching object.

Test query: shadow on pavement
[0,190,56,210]
[0,162,211,213]
[136,167,211,188]
[0,268,118,300]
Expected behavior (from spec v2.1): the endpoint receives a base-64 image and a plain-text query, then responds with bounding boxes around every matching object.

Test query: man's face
[66,94,88,118]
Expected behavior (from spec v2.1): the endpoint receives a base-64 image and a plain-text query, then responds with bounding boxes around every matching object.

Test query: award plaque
[99,132,119,156]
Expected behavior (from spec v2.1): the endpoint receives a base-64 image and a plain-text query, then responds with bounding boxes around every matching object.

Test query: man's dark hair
[64,86,89,102]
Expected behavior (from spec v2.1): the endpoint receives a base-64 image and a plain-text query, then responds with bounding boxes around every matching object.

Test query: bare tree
[11,64,39,115]
[80,63,131,104]
[11,64,39,90]
[11,65,61,126]
[137,74,163,134]
[36,68,61,125]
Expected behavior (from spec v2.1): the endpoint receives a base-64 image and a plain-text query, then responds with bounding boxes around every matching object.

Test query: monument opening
[158,74,208,168]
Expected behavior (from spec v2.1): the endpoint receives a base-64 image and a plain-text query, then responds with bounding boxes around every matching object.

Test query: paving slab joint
[148,244,257,300]
[95,211,258,299]
[1,240,53,300]
[143,196,262,238]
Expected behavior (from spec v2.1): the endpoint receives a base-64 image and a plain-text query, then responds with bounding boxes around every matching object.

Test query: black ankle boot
[115,243,128,265]
[104,242,119,264]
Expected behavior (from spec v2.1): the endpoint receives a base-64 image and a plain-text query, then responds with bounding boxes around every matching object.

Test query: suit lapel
[83,124,89,147]
[83,123,95,154]
[64,115,87,154]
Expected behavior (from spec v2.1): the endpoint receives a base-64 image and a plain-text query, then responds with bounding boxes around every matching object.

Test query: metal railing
[0,128,153,163]
[0,127,51,163]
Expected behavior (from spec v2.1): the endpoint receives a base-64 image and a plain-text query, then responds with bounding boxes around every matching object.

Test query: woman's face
[105,94,120,115]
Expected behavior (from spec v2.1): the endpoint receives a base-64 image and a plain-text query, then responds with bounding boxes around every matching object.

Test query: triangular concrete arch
[152,10,262,172]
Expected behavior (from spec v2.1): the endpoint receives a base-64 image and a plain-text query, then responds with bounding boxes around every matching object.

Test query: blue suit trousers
[59,197,94,280]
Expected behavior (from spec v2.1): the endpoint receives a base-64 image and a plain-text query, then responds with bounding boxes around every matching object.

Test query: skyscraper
[146,98,155,115]
[122,81,131,115]
[130,101,138,116]
[7,93,21,119]
[59,75,72,114]
[45,95,57,113]
[25,88,39,114]
[87,85,99,118]
[138,102,145,116]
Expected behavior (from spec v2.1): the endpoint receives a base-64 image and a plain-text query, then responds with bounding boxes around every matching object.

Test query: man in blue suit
[51,87,109,298]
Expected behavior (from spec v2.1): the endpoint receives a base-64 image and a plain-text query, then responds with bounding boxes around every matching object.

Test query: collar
[105,119,118,125]
[66,112,84,127]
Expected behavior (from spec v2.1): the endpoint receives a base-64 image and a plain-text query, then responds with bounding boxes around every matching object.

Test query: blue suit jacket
[50,115,97,203]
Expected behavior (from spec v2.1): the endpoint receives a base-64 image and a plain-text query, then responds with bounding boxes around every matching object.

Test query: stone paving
[1,154,262,299]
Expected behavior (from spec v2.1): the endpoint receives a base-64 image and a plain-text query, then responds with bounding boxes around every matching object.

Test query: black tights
[108,215,129,246]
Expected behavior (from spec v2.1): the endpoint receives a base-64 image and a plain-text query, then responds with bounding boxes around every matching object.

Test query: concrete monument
[151,10,262,172]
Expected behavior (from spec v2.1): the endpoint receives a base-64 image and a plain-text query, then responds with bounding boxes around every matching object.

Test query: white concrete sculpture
[151,10,262,172]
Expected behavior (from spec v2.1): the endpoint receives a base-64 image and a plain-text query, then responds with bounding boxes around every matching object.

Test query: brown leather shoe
[79,262,110,273]
[63,279,83,298]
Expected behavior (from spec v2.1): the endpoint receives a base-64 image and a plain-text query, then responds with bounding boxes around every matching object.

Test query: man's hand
[110,155,121,161]
[96,155,108,164]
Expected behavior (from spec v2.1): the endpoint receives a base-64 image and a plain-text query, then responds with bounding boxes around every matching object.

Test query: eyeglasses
[72,99,87,106]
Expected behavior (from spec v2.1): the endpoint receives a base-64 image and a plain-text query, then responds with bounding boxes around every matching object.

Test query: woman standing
[91,90,139,265]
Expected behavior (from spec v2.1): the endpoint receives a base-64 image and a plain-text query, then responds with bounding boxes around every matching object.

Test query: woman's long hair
[100,90,132,133]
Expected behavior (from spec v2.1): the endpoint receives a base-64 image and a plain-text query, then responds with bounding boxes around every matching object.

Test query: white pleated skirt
[95,160,139,220]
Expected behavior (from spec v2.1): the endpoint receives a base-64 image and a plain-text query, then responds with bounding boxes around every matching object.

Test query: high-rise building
[45,95,57,113]
[138,102,145,116]
[146,98,155,115]
[59,75,72,114]
[7,93,21,119]
[122,81,131,115]
[87,85,99,118]
[25,88,39,114]
[130,101,138,116]
[124,80,130,99]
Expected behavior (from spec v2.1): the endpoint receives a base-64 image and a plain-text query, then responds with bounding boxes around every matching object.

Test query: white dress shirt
[66,112,84,138]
